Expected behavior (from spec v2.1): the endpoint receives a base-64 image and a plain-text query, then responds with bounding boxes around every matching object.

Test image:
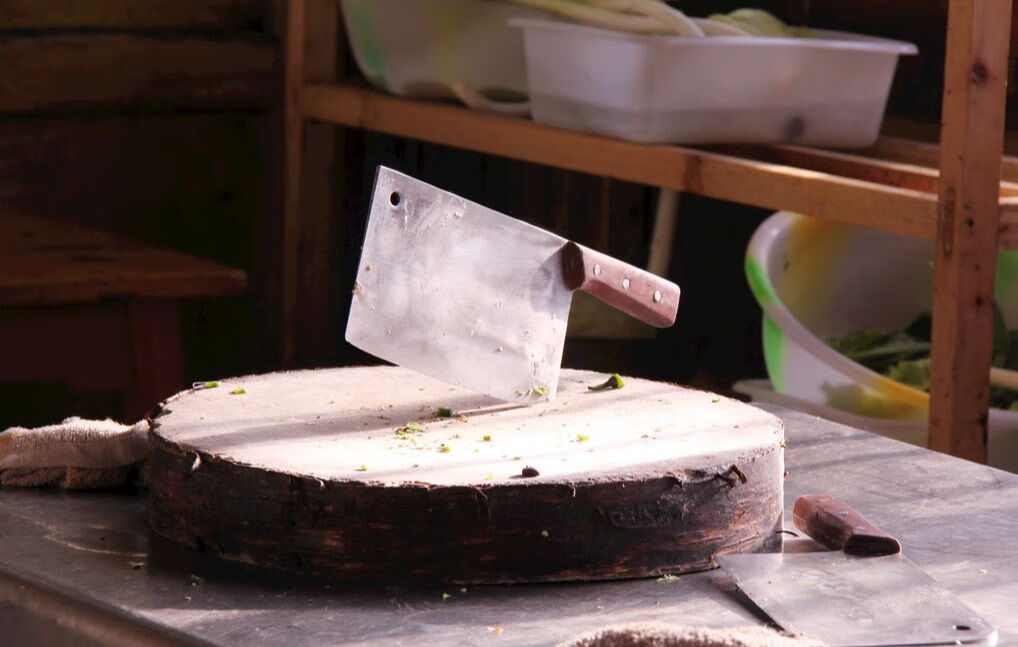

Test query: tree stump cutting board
[148,367,784,585]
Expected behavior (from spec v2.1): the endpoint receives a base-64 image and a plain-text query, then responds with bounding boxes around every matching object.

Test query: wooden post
[283,0,339,366]
[126,299,184,420]
[282,0,306,366]
[930,0,1012,462]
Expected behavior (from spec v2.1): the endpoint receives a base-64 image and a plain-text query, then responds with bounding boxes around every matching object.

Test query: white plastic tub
[512,19,917,147]
[339,0,549,100]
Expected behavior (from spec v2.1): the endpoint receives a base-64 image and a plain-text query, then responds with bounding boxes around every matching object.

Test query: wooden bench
[0,211,247,420]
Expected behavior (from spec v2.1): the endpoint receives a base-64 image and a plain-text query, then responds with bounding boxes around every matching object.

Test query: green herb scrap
[395,421,424,440]
[193,381,220,390]
[438,444,451,454]
[230,387,246,395]
[588,373,625,391]
[516,385,550,398]
[435,407,453,418]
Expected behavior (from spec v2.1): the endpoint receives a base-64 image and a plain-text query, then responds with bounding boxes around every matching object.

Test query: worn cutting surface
[1,408,1017,645]
[153,366,783,485]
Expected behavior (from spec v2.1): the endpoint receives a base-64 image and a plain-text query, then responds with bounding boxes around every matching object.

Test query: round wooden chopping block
[148,367,784,585]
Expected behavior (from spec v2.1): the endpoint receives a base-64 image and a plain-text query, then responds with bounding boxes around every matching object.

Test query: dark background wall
[0,1,282,425]
[1,0,997,427]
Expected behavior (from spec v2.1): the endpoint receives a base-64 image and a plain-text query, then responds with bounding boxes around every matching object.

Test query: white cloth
[559,623,822,647]
[0,417,150,488]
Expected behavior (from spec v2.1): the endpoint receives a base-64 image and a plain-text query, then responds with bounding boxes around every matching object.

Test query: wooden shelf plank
[0,211,247,306]
[721,143,1018,197]
[866,135,1018,185]
[303,84,939,240]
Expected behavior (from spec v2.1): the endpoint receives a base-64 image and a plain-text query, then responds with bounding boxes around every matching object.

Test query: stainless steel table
[1,406,1016,646]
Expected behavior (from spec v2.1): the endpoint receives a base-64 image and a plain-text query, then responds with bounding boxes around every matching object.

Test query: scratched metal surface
[0,406,1016,647]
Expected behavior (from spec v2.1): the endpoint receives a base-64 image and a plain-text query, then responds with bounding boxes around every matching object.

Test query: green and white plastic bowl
[745,211,1018,422]
[339,0,548,100]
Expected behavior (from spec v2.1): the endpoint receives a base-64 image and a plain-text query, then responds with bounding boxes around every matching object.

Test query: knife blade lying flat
[345,167,680,403]
[718,495,997,646]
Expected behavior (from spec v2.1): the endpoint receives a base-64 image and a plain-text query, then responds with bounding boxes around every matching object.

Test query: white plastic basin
[512,19,917,147]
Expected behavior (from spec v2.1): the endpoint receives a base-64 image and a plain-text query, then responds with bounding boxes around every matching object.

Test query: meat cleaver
[718,495,997,646]
[345,167,680,403]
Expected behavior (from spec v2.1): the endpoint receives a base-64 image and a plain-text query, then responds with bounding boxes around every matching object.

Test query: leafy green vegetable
[885,358,931,391]
[827,330,929,374]
[829,303,1018,409]
[435,407,453,418]
[993,304,1009,368]
[230,387,246,395]
[905,312,932,342]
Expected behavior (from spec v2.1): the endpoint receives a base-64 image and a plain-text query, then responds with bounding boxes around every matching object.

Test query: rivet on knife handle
[792,494,902,556]
[560,241,680,328]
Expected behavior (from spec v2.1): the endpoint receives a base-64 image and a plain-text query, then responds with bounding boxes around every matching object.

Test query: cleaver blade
[718,495,997,646]
[345,167,679,403]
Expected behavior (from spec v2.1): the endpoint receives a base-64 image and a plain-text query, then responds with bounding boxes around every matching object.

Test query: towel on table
[559,623,822,647]
[0,417,150,489]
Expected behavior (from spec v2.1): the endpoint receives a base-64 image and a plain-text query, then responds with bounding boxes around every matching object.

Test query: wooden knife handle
[793,494,902,556]
[560,241,680,328]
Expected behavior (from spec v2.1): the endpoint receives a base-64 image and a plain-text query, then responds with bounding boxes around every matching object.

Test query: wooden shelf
[302,83,1018,247]
[285,0,1015,466]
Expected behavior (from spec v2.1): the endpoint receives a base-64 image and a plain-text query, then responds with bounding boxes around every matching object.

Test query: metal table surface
[1,406,1016,647]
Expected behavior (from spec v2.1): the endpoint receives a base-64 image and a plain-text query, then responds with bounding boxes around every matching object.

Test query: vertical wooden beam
[930,0,1011,462]
[283,0,338,366]
[282,0,306,365]
[126,299,184,420]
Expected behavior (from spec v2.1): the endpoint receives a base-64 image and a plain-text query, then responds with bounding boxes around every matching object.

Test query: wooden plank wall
[0,1,282,425]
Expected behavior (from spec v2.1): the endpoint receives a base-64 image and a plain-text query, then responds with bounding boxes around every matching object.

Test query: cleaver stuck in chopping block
[345,167,680,403]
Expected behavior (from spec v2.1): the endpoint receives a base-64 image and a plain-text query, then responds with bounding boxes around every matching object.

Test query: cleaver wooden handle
[560,241,680,328]
[793,494,902,556]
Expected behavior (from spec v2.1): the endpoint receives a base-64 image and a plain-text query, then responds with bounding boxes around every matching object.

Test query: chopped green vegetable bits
[588,373,625,391]
[394,421,424,440]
